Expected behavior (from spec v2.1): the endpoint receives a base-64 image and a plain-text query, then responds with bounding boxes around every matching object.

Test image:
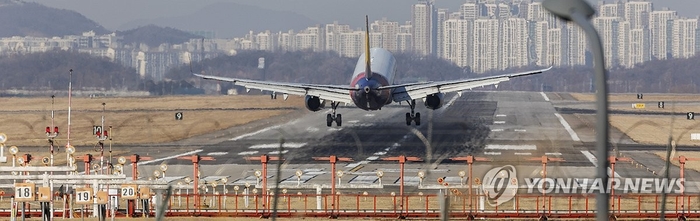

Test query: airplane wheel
[336,114,342,127]
[326,114,333,127]
[406,113,412,126]
[415,112,421,126]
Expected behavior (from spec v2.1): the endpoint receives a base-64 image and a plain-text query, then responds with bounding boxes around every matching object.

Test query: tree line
[171,49,700,94]
[0,50,139,91]
[3,49,700,95]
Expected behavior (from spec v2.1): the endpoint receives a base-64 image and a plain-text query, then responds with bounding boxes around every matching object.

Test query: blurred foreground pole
[439,190,449,221]
[542,1,610,220]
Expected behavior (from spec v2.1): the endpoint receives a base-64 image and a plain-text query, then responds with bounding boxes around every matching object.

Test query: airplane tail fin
[364,15,372,80]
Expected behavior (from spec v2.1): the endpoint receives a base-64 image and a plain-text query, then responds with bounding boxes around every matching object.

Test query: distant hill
[118,2,319,38]
[117,25,203,48]
[0,0,109,37]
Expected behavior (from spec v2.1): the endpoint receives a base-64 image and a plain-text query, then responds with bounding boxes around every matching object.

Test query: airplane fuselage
[349,48,396,110]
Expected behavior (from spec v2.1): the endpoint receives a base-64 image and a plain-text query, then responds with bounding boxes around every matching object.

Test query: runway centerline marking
[230,125,281,141]
[137,149,203,165]
[238,151,259,155]
[540,92,550,102]
[490,129,504,132]
[581,150,620,178]
[441,94,460,110]
[495,114,507,117]
[207,152,228,156]
[494,121,506,124]
[249,143,307,149]
[554,113,581,141]
[485,144,536,150]
[484,152,501,155]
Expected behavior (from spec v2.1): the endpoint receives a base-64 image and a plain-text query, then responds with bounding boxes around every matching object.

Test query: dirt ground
[562,93,700,146]
[570,93,700,102]
[0,95,304,148]
[653,151,700,172]
[609,115,700,146]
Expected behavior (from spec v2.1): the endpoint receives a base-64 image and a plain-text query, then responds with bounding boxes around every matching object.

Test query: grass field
[572,93,700,113]
[0,95,304,148]
[568,93,700,146]
[571,93,700,102]
[608,115,700,146]
[653,151,700,172]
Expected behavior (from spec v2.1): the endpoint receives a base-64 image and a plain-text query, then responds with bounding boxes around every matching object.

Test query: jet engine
[424,93,444,110]
[305,95,325,111]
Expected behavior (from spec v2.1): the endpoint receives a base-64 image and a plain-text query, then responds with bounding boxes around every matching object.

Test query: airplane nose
[364,86,371,93]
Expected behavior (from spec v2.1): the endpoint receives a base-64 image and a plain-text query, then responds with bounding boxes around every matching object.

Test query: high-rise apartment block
[594,16,620,69]
[672,18,698,59]
[412,1,436,56]
[472,19,501,73]
[649,10,677,60]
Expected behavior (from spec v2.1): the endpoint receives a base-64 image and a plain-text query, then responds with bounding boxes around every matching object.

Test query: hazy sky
[26,0,697,32]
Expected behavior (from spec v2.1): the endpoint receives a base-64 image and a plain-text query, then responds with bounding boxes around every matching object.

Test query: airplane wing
[386,67,553,102]
[193,73,356,104]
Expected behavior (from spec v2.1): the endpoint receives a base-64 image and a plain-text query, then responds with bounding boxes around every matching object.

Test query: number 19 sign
[75,188,93,205]
[14,183,35,202]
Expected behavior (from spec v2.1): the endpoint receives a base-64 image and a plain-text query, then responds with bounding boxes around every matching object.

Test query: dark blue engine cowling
[305,95,325,111]
[424,93,444,110]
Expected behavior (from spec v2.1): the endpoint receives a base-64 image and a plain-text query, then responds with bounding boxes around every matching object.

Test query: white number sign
[75,188,92,205]
[14,183,34,202]
[121,185,137,200]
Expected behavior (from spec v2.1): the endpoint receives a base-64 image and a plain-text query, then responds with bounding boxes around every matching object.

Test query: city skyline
[2,0,699,80]
[26,0,698,36]
[227,0,698,72]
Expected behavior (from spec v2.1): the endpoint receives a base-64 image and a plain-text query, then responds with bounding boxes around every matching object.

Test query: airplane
[195,16,552,127]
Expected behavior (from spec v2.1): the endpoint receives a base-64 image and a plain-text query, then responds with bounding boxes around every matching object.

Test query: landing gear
[326,101,342,127]
[405,99,421,126]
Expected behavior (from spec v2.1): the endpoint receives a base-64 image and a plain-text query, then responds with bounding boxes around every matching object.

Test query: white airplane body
[195,16,552,127]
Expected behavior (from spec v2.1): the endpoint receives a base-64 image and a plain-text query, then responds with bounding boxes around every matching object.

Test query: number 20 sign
[14,183,35,202]
[120,184,138,200]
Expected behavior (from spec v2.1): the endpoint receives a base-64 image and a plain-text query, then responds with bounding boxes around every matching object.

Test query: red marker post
[527,155,564,218]
[450,155,490,214]
[245,154,281,217]
[672,155,700,216]
[382,155,421,218]
[313,155,352,218]
[177,154,214,213]
[122,154,152,216]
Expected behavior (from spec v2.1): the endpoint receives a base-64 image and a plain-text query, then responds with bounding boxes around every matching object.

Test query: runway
[138,91,591,167]
[8,91,700,195]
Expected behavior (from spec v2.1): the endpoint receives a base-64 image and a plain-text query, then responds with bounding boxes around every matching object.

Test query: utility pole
[67,69,73,151]
[96,102,108,220]
[45,95,60,221]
